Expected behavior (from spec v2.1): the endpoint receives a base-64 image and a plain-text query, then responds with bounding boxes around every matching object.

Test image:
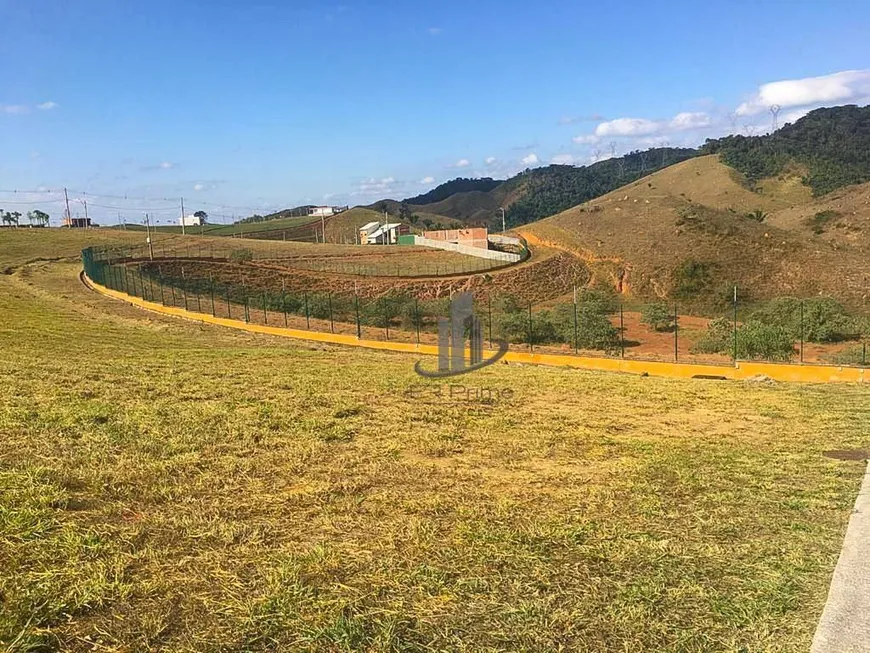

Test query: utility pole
[144,213,154,260]
[180,197,186,235]
[321,210,326,244]
[63,187,72,228]
[499,207,506,234]
[83,199,89,228]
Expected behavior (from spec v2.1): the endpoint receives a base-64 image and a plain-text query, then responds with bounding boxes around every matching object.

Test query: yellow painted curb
[83,273,867,384]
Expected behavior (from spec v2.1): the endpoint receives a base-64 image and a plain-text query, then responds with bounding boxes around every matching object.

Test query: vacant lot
[1,231,869,651]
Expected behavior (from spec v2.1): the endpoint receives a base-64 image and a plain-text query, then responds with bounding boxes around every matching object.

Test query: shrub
[736,321,795,361]
[552,303,620,352]
[641,302,675,332]
[673,259,713,300]
[750,297,856,343]
[806,210,841,234]
[692,317,795,360]
[691,317,732,354]
[229,248,254,263]
[745,208,768,222]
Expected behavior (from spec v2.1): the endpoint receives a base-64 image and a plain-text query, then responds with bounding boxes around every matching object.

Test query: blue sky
[1,0,869,225]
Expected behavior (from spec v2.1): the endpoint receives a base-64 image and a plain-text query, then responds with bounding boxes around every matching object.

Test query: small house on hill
[360,222,406,245]
[422,227,488,249]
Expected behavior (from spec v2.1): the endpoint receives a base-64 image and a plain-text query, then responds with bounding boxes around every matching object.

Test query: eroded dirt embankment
[139,252,591,301]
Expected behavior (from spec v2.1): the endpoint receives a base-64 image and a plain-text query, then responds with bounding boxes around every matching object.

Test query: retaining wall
[410,236,522,262]
[83,272,868,384]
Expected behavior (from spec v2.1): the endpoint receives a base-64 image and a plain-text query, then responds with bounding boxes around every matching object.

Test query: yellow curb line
[83,273,867,384]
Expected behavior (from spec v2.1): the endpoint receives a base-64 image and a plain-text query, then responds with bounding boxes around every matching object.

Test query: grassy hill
[521,155,870,311]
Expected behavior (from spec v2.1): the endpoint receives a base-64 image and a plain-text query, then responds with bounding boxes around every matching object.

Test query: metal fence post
[528,302,533,353]
[619,303,625,358]
[226,286,231,319]
[282,289,288,328]
[328,292,334,333]
[304,292,310,329]
[244,289,249,323]
[384,298,390,341]
[262,293,268,324]
[573,287,579,353]
[171,284,177,307]
[149,275,155,302]
[210,278,216,317]
[863,342,867,367]
[732,286,738,363]
[415,298,420,345]
[674,303,679,362]
[488,297,493,348]
[356,294,362,339]
[800,300,805,363]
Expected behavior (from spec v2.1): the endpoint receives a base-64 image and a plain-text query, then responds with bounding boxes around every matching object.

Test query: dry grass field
[1,230,869,651]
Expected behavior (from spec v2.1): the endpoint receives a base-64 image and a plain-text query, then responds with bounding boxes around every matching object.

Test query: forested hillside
[404,178,502,205]
[702,105,870,195]
[503,148,697,227]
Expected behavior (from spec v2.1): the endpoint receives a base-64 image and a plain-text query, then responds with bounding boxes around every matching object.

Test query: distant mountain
[701,104,870,195]
[369,147,698,229]
[403,178,502,205]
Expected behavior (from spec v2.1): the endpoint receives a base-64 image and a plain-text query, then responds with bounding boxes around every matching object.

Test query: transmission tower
[609,141,617,158]
[660,140,669,167]
[769,104,782,131]
[728,112,739,135]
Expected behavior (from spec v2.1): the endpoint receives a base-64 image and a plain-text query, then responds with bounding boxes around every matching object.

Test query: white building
[309,206,336,218]
[358,221,381,244]
[363,223,404,245]
[179,214,204,227]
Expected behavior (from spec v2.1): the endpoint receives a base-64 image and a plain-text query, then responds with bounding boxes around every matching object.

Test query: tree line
[1,209,50,227]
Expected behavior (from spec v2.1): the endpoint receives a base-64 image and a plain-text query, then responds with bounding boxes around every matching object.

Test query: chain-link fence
[82,246,870,368]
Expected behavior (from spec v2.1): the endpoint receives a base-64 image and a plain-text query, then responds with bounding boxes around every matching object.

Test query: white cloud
[420,176,435,184]
[736,69,870,115]
[594,117,661,137]
[559,113,606,125]
[37,101,58,110]
[669,111,711,130]
[780,107,811,124]
[593,112,712,139]
[521,153,539,165]
[159,161,174,169]
[451,158,471,168]
[485,156,497,165]
[193,183,205,191]
[1,104,29,115]
[551,154,577,165]
[354,176,402,196]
